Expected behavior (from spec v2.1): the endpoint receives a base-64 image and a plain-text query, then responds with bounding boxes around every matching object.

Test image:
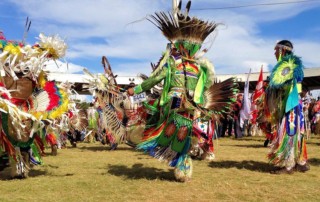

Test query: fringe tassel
[0,130,16,161]
[136,135,160,153]
[29,143,42,165]
[154,146,178,164]
[14,147,29,176]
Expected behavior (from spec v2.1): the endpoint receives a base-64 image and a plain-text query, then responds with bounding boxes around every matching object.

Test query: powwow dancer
[85,103,99,143]
[35,82,81,152]
[266,40,309,174]
[0,23,68,178]
[84,68,121,149]
[84,56,146,150]
[128,0,238,182]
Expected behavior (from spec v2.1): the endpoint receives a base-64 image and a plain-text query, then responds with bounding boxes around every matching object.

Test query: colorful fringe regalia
[134,1,238,182]
[265,54,307,170]
[0,84,43,177]
[0,28,67,177]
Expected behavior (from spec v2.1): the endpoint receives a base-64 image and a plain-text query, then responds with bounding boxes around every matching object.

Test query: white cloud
[115,61,155,76]
[44,60,86,73]
[70,94,92,103]
[243,61,269,73]
[294,41,320,68]
[8,0,320,76]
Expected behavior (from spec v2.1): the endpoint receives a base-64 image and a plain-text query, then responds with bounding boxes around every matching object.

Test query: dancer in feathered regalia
[266,40,309,174]
[83,57,127,149]
[0,23,68,178]
[128,0,238,181]
[84,56,147,150]
[86,103,99,143]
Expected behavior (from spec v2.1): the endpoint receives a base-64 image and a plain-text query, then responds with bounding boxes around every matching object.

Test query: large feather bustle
[26,80,69,120]
[70,109,88,131]
[148,3,219,44]
[204,77,239,113]
[269,54,304,89]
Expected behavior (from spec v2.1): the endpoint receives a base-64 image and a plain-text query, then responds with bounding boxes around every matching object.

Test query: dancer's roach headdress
[148,0,219,57]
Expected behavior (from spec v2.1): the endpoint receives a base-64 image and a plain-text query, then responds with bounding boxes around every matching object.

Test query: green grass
[1,135,320,202]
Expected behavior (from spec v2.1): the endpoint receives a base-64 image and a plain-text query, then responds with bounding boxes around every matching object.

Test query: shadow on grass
[106,163,175,181]
[49,173,75,177]
[46,164,59,169]
[232,137,265,142]
[43,152,59,156]
[308,158,320,166]
[209,160,274,173]
[134,151,166,160]
[79,146,135,152]
[0,169,48,180]
[233,144,265,148]
[29,169,48,177]
[307,142,320,146]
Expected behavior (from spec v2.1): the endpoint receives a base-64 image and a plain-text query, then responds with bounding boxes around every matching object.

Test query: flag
[240,69,251,128]
[251,66,264,124]
[252,66,264,102]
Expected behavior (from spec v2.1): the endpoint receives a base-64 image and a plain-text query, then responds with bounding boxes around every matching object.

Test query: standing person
[220,112,233,137]
[266,40,309,174]
[86,103,99,143]
[301,87,311,139]
[233,94,243,138]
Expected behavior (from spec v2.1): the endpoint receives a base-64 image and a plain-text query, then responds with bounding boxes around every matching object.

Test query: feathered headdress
[148,0,219,45]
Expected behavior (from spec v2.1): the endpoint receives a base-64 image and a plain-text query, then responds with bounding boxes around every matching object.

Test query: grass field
[1,135,320,202]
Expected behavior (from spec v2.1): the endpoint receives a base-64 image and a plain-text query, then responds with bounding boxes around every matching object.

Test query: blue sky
[1,0,320,77]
